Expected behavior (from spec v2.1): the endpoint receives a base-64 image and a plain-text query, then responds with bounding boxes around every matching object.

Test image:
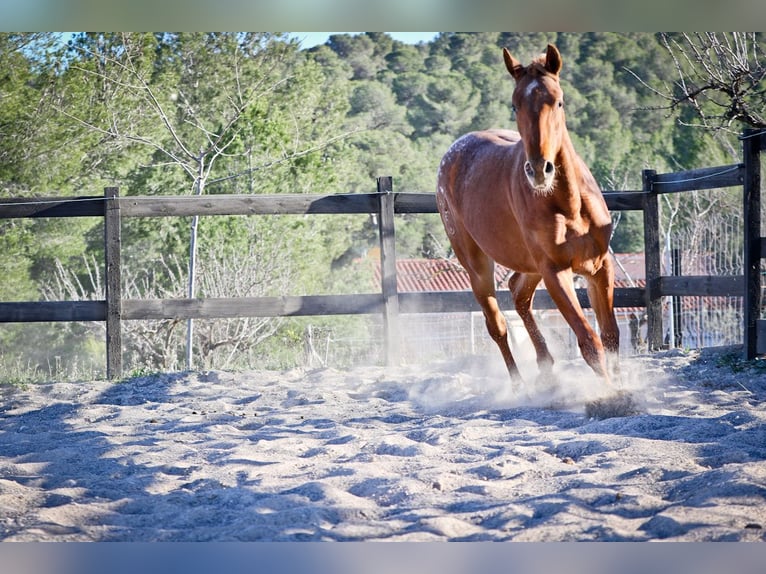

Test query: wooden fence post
[377,176,401,366]
[104,187,122,379]
[642,169,663,351]
[742,129,763,359]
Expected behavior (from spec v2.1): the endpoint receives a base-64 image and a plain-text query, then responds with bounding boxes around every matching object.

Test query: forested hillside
[0,32,752,377]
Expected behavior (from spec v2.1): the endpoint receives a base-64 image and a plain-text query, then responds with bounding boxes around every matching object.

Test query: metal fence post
[671,247,682,348]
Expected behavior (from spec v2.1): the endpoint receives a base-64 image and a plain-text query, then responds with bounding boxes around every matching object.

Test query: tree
[0,34,111,309]
[59,33,296,369]
[52,33,359,371]
[653,33,766,133]
[5,32,752,376]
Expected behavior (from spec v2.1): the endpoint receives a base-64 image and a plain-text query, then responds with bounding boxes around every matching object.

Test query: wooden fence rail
[0,131,764,377]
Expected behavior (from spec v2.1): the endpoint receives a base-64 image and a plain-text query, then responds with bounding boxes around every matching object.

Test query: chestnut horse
[436,44,619,384]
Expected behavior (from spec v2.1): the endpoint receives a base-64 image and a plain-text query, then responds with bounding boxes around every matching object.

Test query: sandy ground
[1,345,765,542]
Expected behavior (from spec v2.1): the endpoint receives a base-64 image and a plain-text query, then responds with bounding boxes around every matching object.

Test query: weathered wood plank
[0,301,106,322]
[0,197,105,219]
[603,192,645,211]
[394,193,438,213]
[116,191,650,218]
[121,286,649,322]
[612,287,647,309]
[0,287,650,324]
[659,275,744,297]
[533,287,646,310]
[392,191,647,213]
[399,287,645,313]
[104,187,122,379]
[119,193,380,217]
[121,294,385,320]
[652,163,744,194]
[758,320,766,355]
[398,291,480,313]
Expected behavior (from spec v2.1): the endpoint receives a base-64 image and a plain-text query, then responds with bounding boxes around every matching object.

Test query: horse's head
[503,44,565,194]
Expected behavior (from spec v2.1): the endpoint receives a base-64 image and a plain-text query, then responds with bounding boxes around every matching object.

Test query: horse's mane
[525,58,552,78]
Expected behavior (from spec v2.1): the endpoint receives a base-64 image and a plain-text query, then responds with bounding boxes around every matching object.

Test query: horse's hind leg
[508,272,554,377]
[475,283,522,382]
[455,248,521,381]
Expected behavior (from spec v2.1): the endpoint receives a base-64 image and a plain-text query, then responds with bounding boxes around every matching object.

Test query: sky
[288,32,438,49]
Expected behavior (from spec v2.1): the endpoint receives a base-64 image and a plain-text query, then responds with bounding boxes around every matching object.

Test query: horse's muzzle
[524,159,555,192]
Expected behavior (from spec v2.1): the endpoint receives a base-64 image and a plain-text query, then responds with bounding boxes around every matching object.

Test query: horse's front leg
[586,259,620,378]
[541,266,610,382]
[508,272,554,376]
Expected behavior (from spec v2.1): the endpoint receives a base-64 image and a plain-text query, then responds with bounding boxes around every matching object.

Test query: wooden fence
[0,131,764,378]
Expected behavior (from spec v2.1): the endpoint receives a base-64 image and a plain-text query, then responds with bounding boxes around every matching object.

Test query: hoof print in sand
[585,391,642,419]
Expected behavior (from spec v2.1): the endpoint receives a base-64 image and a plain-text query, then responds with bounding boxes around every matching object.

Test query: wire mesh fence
[301,310,645,369]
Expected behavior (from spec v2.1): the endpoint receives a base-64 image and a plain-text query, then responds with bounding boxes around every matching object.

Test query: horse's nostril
[524,161,534,177]
[544,161,555,175]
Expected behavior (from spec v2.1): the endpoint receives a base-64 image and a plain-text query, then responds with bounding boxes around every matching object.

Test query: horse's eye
[511,104,517,112]
[558,100,564,108]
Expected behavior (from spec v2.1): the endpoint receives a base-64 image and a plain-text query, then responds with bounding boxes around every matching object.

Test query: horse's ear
[545,44,562,76]
[503,48,524,80]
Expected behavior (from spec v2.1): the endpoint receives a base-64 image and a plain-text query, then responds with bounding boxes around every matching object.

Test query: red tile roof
[373,254,646,293]
[611,252,646,284]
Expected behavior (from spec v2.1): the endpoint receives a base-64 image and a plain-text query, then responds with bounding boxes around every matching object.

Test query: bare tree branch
[629,33,766,133]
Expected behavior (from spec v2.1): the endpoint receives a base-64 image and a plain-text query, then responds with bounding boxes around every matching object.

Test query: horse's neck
[557,129,578,176]
[553,131,588,210]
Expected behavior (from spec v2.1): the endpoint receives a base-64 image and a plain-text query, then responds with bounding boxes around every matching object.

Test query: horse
[436,44,619,385]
